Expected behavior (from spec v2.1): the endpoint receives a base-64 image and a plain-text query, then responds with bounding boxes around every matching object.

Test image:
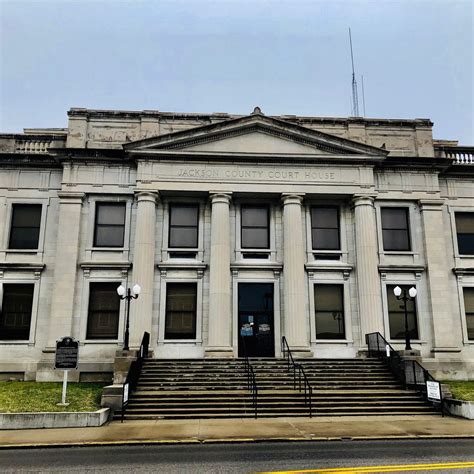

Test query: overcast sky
[1,0,473,143]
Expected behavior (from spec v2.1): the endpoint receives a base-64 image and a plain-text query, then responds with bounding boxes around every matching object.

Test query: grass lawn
[0,382,105,413]
[443,381,474,402]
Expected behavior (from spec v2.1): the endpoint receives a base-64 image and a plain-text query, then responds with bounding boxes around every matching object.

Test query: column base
[204,347,234,358]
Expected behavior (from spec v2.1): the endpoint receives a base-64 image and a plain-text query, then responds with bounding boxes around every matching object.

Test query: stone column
[130,191,159,348]
[282,193,312,356]
[46,192,85,347]
[352,195,384,339]
[419,200,461,355]
[205,192,233,358]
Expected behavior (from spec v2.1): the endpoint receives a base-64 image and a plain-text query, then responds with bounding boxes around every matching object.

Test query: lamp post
[393,286,417,351]
[117,284,141,351]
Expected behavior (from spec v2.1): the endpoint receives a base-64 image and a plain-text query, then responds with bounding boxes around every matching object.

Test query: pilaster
[281,193,312,356]
[130,191,159,347]
[419,199,461,355]
[352,195,384,339]
[205,192,233,358]
[46,192,85,348]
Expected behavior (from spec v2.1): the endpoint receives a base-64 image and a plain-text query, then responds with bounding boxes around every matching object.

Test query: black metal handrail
[121,331,150,422]
[366,332,444,415]
[240,336,258,418]
[281,336,313,417]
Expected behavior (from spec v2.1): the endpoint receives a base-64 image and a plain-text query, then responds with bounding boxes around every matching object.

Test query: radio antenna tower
[349,28,360,117]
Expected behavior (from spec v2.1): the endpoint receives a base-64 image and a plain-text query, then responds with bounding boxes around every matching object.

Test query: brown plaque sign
[55,337,79,370]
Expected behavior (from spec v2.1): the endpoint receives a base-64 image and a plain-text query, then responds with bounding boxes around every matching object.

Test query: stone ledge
[444,399,474,420]
[0,408,110,430]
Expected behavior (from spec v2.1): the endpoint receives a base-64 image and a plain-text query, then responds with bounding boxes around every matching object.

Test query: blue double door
[238,283,275,358]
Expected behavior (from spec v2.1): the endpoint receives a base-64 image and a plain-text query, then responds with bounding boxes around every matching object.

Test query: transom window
[169,204,199,249]
[455,213,474,255]
[241,205,269,249]
[93,203,126,248]
[86,282,121,339]
[463,287,474,341]
[381,208,411,251]
[165,283,197,340]
[0,284,34,340]
[314,284,345,339]
[9,204,42,250]
[387,285,419,340]
[311,207,340,251]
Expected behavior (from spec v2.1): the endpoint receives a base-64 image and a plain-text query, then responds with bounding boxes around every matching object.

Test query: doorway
[238,283,275,357]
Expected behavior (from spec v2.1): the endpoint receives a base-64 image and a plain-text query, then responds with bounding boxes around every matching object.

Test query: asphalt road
[0,439,473,473]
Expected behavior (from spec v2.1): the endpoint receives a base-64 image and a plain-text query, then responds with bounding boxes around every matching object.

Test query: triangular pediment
[124,111,387,158]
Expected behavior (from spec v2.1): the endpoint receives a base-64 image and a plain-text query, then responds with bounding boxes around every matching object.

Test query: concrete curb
[1,434,474,449]
[0,408,110,430]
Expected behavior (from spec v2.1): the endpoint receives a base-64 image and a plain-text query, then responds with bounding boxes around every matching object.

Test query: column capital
[418,199,445,211]
[57,191,85,204]
[281,193,305,206]
[135,190,159,204]
[209,192,232,205]
[352,194,376,208]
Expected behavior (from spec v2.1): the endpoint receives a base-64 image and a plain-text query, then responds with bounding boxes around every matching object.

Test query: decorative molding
[305,263,353,280]
[80,261,132,278]
[230,262,283,273]
[157,262,207,279]
[378,265,425,281]
[0,263,46,276]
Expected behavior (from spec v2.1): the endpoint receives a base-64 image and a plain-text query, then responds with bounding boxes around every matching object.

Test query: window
[93,203,126,248]
[381,208,411,251]
[311,207,340,251]
[169,204,199,248]
[165,283,197,339]
[387,285,419,340]
[241,205,269,249]
[463,288,474,341]
[456,213,474,255]
[314,284,345,339]
[9,204,42,249]
[0,284,34,340]
[86,282,120,339]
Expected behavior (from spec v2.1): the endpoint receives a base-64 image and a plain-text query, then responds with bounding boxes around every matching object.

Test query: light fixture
[393,286,402,297]
[117,285,126,297]
[132,284,141,296]
[409,287,417,298]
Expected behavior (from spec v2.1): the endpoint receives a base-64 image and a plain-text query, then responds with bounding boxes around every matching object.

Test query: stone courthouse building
[0,106,473,381]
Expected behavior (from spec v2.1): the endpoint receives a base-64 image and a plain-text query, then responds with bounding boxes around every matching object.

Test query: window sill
[86,247,129,252]
[0,340,32,345]
[4,249,40,254]
[382,251,414,256]
[82,340,122,344]
[387,340,426,345]
[160,339,202,344]
[313,339,353,344]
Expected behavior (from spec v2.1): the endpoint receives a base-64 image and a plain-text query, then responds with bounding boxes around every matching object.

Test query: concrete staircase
[118,358,439,420]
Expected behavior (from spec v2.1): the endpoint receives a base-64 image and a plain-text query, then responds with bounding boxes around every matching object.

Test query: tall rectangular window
[9,204,42,249]
[463,287,474,341]
[0,284,34,340]
[86,282,120,339]
[381,208,411,251]
[169,204,199,248]
[387,285,419,340]
[241,205,269,249]
[165,283,197,339]
[93,203,126,248]
[456,213,474,255]
[314,284,345,339]
[311,207,340,250]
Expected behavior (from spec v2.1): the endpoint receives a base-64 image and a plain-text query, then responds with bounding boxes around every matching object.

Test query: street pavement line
[261,461,474,473]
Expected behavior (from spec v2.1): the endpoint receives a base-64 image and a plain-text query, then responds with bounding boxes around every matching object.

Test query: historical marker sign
[55,337,79,370]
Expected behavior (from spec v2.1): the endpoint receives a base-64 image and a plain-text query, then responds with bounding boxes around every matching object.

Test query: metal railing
[281,336,313,417]
[121,332,150,422]
[240,336,258,418]
[366,332,445,415]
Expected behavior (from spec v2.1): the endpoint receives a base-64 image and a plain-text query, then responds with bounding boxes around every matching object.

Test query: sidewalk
[0,415,472,448]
